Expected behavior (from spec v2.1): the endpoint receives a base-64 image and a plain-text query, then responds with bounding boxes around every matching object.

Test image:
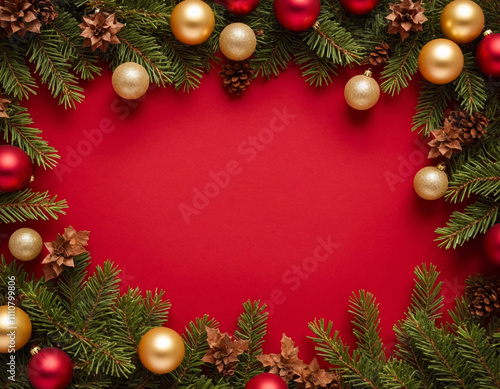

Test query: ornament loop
[484,29,492,37]
[30,346,41,356]
[364,69,373,77]
[437,162,446,171]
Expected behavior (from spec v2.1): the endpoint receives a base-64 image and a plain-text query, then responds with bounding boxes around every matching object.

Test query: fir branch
[57,252,91,314]
[409,263,443,320]
[0,42,37,100]
[0,189,67,223]
[435,200,500,249]
[294,40,337,87]
[454,53,488,115]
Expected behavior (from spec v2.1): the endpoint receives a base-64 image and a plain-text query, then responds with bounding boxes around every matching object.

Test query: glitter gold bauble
[0,306,32,353]
[170,0,215,45]
[219,23,257,61]
[440,0,484,44]
[414,163,449,200]
[138,327,185,374]
[344,69,380,110]
[8,228,43,261]
[112,62,150,100]
[418,39,464,84]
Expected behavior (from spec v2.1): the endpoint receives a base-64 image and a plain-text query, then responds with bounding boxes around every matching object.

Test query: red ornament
[245,373,288,389]
[483,224,500,265]
[28,348,74,389]
[476,31,500,78]
[274,0,321,31]
[338,0,379,15]
[0,145,32,192]
[215,0,260,15]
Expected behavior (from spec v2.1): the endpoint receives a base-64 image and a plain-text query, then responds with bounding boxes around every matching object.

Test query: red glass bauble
[28,348,74,389]
[483,224,500,265]
[274,0,321,31]
[476,32,500,78]
[0,145,32,192]
[215,0,260,15]
[338,0,379,15]
[245,373,288,389]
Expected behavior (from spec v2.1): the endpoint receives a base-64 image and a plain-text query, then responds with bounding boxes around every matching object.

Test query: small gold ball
[418,39,464,84]
[138,327,185,374]
[8,228,43,262]
[219,23,257,61]
[0,306,32,353]
[414,165,449,200]
[344,73,380,110]
[441,0,484,44]
[170,0,215,45]
[112,62,150,100]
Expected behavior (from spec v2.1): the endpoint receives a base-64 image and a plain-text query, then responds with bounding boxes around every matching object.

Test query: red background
[1,64,498,362]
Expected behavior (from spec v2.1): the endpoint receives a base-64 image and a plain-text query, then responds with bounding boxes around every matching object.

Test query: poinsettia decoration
[42,225,90,281]
[201,327,249,376]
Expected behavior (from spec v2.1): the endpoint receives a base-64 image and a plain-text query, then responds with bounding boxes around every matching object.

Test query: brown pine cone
[447,110,489,145]
[34,0,57,25]
[386,0,427,41]
[0,0,42,38]
[219,60,254,97]
[369,42,391,66]
[0,93,11,118]
[467,275,500,318]
[79,9,124,52]
[427,118,462,158]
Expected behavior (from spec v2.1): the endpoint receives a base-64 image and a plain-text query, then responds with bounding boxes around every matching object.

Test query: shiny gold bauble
[170,0,215,45]
[344,69,380,110]
[418,39,464,84]
[8,228,43,262]
[414,164,449,200]
[0,306,32,353]
[112,62,150,100]
[440,0,484,44]
[219,23,257,61]
[138,327,185,374]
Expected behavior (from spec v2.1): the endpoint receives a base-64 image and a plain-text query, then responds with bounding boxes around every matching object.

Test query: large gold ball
[0,306,32,353]
[138,327,185,374]
[112,62,150,100]
[418,39,464,84]
[219,23,257,61]
[344,72,380,110]
[441,0,484,44]
[8,228,43,262]
[414,165,449,200]
[170,0,215,45]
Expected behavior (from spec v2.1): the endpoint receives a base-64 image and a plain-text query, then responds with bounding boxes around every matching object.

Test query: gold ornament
[414,163,449,200]
[8,228,43,262]
[170,0,215,45]
[112,62,150,100]
[440,0,484,44]
[138,327,185,374]
[418,39,464,84]
[0,306,32,353]
[344,69,380,110]
[219,23,257,61]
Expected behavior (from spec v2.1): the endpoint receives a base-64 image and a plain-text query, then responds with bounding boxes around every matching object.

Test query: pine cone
[0,94,11,118]
[447,110,489,145]
[427,119,462,158]
[79,9,124,52]
[219,60,254,97]
[467,275,500,318]
[369,42,391,66]
[386,0,427,41]
[0,0,42,38]
[33,0,57,25]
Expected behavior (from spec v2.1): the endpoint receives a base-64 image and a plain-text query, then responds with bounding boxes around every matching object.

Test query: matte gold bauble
[219,23,257,61]
[344,69,380,110]
[440,0,484,44]
[0,306,32,353]
[8,228,43,261]
[418,39,464,84]
[414,163,449,200]
[138,327,185,374]
[170,0,215,45]
[112,62,150,100]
